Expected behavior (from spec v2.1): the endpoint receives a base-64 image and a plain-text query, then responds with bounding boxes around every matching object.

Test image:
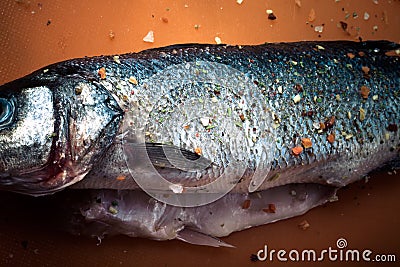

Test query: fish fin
[176,228,235,248]
[130,142,213,171]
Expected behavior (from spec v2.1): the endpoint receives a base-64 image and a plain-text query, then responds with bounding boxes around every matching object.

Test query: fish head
[0,66,123,195]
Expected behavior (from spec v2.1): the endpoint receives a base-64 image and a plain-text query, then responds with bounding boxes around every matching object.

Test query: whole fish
[0,41,399,246]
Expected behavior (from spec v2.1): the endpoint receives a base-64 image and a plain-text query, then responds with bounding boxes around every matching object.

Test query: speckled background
[0,0,399,266]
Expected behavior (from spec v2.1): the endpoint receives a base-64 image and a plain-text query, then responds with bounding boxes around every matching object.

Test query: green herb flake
[109,206,118,215]
[268,173,280,182]
[235,122,243,128]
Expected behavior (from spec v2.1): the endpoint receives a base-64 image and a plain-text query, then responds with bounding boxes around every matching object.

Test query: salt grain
[143,31,154,43]
[293,94,301,103]
[314,25,324,33]
[169,184,184,193]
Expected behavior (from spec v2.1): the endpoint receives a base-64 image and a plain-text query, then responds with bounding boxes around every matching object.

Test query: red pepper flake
[183,125,190,130]
[387,124,398,132]
[194,147,202,155]
[195,132,200,138]
[360,85,370,99]
[98,67,106,79]
[308,8,316,22]
[263,204,276,213]
[301,110,314,117]
[161,17,168,23]
[358,51,365,57]
[319,122,326,131]
[361,66,370,75]
[327,133,335,144]
[298,220,310,230]
[347,53,355,59]
[116,175,126,181]
[301,138,312,149]
[385,50,400,57]
[295,84,303,92]
[242,199,251,209]
[324,116,335,129]
[239,114,245,122]
[291,146,303,156]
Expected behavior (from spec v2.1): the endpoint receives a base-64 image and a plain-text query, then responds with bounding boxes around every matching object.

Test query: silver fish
[0,41,399,246]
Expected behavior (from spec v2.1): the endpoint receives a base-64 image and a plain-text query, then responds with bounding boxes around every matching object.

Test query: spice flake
[292,146,303,156]
[242,199,251,209]
[327,133,335,144]
[194,147,202,155]
[263,204,276,213]
[360,85,370,99]
[308,8,316,22]
[298,220,310,230]
[301,138,312,149]
[98,67,106,79]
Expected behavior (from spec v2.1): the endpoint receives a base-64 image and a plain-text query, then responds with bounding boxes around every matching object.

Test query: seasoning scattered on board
[109,30,115,40]
[143,31,154,43]
[298,220,310,230]
[266,10,277,20]
[308,8,316,22]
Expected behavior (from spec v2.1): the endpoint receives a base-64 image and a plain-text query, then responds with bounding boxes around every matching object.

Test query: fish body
[0,41,399,245]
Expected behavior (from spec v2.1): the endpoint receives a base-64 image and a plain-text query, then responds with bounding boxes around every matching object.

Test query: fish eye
[0,97,15,129]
